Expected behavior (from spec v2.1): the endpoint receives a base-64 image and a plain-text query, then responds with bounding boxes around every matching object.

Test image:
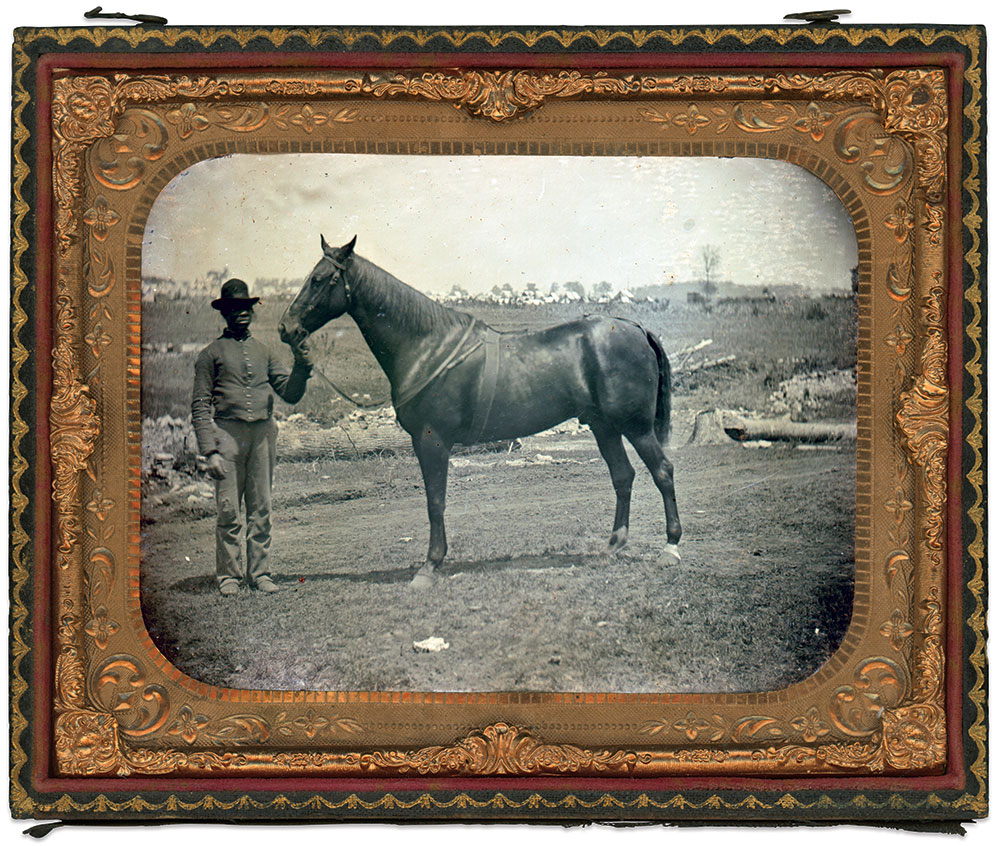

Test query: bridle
[321,253,352,313]
[308,252,390,410]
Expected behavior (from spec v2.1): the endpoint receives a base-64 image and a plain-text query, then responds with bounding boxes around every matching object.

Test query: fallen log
[277,420,519,461]
[672,338,712,371]
[688,409,855,445]
[722,412,856,443]
[278,421,411,460]
[682,354,736,374]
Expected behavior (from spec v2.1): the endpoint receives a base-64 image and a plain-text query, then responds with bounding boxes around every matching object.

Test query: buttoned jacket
[191,330,311,455]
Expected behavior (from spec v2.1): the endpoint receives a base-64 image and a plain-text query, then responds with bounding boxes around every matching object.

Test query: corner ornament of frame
[51,73,228,251]
[54,707,245,776]
[767,701,946,773]
[766,68,947,200]
[53,650,240,776]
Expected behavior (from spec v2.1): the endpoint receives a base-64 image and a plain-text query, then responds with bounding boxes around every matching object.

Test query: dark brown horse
[279,236,681,586]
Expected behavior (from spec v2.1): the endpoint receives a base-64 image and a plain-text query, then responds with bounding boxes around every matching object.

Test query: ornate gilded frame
[9,23,986,824]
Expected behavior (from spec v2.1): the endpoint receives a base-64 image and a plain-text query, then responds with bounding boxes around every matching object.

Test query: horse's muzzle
[278,314,308,348]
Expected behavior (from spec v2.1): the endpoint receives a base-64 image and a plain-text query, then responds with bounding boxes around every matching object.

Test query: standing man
[192,279,313,596]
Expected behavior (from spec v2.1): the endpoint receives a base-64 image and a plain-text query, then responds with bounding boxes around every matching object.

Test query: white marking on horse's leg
[409,562,436,590]
[663,543,681,564]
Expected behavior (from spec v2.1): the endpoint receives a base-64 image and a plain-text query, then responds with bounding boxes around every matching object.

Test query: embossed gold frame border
[10,24,986,823]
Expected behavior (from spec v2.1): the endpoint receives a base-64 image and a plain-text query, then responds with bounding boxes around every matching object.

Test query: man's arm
[268,340,312,404]
[191,347,219,455]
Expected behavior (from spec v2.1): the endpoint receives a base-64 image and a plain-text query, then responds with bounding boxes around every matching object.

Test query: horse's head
[279,235,357,347]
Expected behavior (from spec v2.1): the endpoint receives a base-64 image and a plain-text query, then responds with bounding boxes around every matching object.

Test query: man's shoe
[219,579,239,596]
[254,576,278,593]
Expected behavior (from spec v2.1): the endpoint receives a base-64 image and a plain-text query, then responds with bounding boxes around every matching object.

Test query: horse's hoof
[409,565,436,589]
[661,544,681,564]
[606,529,629,555]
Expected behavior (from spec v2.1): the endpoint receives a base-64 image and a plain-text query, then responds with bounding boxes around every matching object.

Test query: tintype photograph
[9,12,985,828]
[140,153,858,695]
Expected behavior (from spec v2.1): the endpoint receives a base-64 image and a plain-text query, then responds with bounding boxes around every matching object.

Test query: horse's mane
[351,255,475,334]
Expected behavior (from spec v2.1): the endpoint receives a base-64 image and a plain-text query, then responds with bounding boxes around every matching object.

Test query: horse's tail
[646,330,672,446]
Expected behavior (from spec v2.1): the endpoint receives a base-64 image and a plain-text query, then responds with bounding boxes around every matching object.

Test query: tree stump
[687,409,738,445]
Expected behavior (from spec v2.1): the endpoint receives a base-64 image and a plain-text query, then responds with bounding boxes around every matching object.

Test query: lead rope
[301,328,388,410]
[311,362,388,410]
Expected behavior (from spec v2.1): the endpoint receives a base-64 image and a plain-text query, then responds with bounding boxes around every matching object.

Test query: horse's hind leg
[626,430,682,562]
[590,421,635,553]
[411,428,451,588]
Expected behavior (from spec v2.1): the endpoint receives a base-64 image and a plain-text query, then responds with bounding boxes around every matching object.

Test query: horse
[279,236,682,587]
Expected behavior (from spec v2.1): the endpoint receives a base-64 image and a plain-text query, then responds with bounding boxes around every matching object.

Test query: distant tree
[594,281,612,299]
[805,300,827,321]
[491,284,503,299]
[700,245,721,298]
[850,264,859,295]
[564,281,586,300]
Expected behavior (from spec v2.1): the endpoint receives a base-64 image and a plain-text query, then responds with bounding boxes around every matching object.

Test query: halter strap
[326,256,352,311]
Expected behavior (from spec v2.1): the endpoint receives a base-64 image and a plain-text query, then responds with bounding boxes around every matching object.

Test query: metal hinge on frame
[784,9,852,25]
[84,6,168,25]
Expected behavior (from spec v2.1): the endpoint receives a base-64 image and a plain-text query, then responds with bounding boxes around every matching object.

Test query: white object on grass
[413,637,450,653]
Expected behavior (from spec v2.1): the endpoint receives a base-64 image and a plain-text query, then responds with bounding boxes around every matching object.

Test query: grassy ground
[141,427,854,694]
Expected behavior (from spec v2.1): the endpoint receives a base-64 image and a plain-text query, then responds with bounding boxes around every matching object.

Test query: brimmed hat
[211,278,260,311]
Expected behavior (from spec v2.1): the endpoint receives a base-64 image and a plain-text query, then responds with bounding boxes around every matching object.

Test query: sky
[143,153,858,295]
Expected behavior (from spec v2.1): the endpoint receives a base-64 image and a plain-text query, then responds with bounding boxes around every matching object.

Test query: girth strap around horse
[469,328,501,443]
[392,321,503,444]
[393,321,482,411]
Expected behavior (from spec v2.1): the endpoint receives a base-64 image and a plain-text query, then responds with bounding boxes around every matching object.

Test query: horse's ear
[321,234,332,255]
[343,235,357,255]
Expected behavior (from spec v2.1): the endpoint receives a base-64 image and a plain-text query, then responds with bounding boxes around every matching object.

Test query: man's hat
[211,278,260,311]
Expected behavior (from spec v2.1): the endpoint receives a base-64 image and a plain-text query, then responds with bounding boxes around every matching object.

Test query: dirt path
[141,427,855,695]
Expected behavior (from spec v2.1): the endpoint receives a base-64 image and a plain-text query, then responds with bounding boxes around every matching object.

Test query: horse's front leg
[411,428,452,588]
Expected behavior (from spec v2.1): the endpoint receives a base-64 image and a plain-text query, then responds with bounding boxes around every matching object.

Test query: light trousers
[213,418,278,584]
